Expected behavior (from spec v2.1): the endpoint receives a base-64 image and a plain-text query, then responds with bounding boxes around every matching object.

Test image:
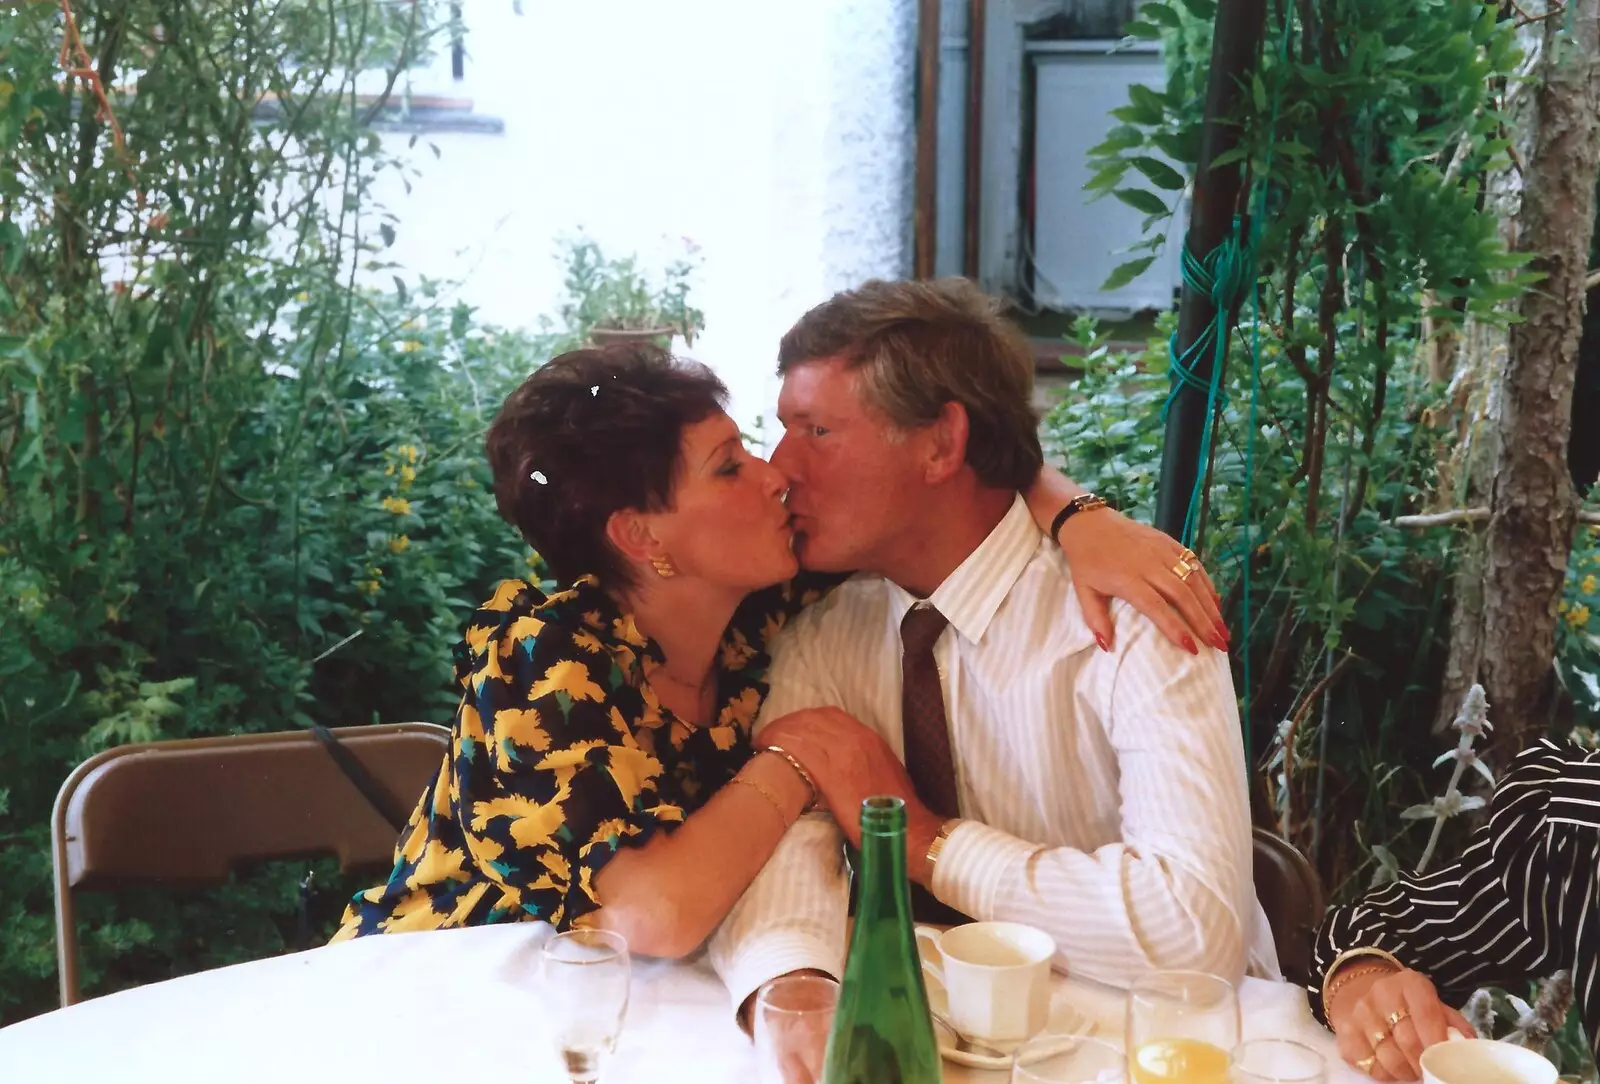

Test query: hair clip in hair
[589,385,599,396]
[530,470,548,485]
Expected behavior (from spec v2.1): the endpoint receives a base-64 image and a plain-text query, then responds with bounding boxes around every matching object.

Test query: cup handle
[913,925,944,991]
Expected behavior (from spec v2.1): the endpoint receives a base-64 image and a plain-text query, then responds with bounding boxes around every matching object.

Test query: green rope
[1162,219,1255,548]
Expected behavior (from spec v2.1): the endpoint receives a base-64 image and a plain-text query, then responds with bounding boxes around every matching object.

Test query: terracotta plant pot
[589,326,674,348]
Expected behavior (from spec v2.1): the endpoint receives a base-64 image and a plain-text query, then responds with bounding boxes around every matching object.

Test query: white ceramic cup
[915,921,1057,1046]
[1419,1039,1557,1084]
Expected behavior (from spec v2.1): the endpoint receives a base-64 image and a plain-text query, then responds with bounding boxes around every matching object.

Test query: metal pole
[963,0,987,278]
[1153,0,1268,539]
[915,0,942,279]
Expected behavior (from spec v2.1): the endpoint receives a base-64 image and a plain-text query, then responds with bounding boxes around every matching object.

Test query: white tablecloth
[0,924,1362,1083]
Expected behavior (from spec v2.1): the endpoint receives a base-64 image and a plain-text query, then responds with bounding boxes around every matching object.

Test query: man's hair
[776,277,1042,490]
[486,344,728,591]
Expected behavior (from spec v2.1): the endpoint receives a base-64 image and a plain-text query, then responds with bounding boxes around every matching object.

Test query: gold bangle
[761,745,819,810]
[1321,947,1404,1016]
[727,776,790,826]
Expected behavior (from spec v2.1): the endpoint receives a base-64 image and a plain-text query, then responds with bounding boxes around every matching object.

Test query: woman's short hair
[776,277,1042,491]
[486,344,728,591]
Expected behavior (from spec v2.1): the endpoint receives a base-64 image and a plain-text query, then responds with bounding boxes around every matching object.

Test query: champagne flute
[541,928,631,1084]
[753,974,839,1084]
[1126,971,1239,1084]
[1232,1040,1326,1084]
[1012,1034,1127,1084]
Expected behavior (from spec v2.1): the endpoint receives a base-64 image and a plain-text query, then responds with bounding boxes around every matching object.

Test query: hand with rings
[1328,968,1474,1081]
[1052,509,1229,656]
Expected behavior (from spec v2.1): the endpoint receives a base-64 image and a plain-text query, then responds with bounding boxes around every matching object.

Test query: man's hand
[759,708,942,860]
[1327,967,1475,1081]
[1056,507,1227,655]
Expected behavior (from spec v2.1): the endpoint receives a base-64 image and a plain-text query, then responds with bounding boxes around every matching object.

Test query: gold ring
[1386,1009,1409,1029]
[1371,1029,1391,1049]
[1172,559,1197,582]
[1355,1056,1378,1074]
[1178,547,1199,565]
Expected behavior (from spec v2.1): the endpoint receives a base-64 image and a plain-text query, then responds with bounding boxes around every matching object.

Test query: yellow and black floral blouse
[332,571,832,940]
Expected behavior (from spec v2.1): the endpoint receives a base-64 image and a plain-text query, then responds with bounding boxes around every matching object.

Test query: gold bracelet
[761,745,819,810]
[1321,947,1404,1016]
[727,776,790,826]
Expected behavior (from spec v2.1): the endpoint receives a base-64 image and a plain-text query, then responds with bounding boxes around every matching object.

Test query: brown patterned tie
[899,602,970,925]
[900,602,960,817]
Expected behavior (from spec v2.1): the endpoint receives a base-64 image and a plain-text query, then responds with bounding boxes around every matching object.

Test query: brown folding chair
[1252,826,1327,986]
[51,722,449,1006]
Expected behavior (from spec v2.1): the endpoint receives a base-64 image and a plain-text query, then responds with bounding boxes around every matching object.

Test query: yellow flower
[295,291,310,302]
[1568,604,1591,629]
[1583,575,1597,594]
[398,340,422,353]
[1560,600,1571,614]
[389,535,410,554]
[381,497,412,515]
[399,464,417,488]
[385,463,395,477]
[397,444,419,463]
[360,579,381,597]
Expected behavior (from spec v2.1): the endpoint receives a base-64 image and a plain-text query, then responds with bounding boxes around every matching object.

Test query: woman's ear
[604,508,663,565]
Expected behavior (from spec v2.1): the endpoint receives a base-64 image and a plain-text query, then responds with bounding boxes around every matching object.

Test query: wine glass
[1125,971,1240,1084]
[541,928,632,1084]
[1012,1034,1127,1084]
[1232,1039,1326,1084]
[753,974,839,1084]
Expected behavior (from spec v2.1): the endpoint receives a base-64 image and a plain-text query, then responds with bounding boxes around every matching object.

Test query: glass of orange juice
[1126,971,1239,1084]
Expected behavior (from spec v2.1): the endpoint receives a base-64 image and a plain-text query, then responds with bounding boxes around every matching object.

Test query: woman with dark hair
[333,343,1221,956]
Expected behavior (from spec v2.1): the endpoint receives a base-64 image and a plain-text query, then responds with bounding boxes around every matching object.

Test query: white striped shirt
[709,495,1276,1011]
[1311,739,1600,1059]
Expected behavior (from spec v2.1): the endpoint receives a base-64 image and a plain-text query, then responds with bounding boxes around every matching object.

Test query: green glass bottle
[821,795,943,1084]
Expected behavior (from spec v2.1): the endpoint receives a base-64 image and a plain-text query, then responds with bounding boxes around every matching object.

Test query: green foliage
[1062,0,1531,891]
[0,0,555,1022]
[1557,508,1600,724]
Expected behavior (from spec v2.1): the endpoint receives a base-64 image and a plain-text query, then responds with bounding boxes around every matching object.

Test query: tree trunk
[1440,0,1600,749]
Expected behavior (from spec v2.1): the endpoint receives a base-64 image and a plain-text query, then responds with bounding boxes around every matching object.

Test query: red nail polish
[1216,621,1231,644]
[1182,634,1199,655]
[1211,633,1229,652]
[1095,633,1112,652]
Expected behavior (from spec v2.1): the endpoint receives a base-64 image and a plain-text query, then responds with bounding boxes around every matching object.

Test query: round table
[0,924,1362,1083]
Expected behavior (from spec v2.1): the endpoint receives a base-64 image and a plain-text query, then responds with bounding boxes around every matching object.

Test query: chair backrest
[1251,826,1326,986]
[51,722,449,1005]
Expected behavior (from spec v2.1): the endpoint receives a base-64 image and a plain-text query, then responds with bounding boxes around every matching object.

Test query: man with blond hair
[711,277,1274,1022]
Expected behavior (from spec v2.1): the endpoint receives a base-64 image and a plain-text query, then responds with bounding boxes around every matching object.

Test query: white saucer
[917,941,1099,1070]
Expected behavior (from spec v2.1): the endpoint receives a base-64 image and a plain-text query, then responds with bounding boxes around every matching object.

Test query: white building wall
[368,0,917,436]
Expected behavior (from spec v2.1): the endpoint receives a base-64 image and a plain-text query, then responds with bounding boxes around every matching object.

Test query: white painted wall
[368,0,918,435]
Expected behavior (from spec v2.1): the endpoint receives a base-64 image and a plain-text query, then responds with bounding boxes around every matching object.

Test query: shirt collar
[890,494,1041,645]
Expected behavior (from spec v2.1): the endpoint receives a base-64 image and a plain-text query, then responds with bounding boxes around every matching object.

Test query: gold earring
[650,554,677,579]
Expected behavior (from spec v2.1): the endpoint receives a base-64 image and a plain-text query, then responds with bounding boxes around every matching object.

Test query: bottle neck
[855,822,912,925]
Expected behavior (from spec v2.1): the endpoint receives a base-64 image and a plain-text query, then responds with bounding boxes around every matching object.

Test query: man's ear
[923,401,971,485]
[604,508,661,565]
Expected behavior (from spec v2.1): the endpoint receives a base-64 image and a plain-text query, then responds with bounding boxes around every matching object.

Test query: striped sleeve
[1308,740,1600,1061]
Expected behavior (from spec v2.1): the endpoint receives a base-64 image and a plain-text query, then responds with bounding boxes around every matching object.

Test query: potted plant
[552,234,704,350]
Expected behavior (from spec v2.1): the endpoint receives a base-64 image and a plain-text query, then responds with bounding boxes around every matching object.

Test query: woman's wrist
[742,750,813,820]
[1323,953,1404,1024]
[760,744,820,810]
